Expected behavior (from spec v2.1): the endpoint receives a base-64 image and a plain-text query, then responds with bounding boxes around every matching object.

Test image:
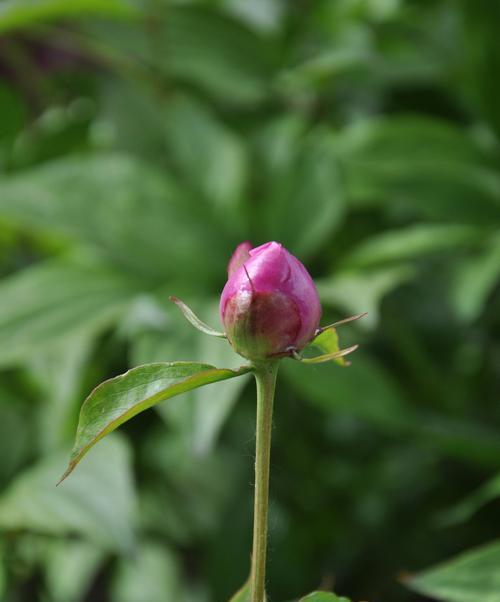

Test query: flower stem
[251,360,279,602]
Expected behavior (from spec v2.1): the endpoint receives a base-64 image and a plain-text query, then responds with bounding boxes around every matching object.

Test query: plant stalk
[251,360,279,602]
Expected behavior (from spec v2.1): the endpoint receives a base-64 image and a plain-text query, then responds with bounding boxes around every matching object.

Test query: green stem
[251,360,279,602]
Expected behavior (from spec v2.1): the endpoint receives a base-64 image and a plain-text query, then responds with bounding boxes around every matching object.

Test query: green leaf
[228,579,267,602]
[159,7,277,105]
[338,116,500,224]
[0,548,5,601]
[436,472,500,527]
[300,593,352,602]
[283,353,414,433]
[0,83,27,141]
[260,128,346,259]
[340,224,482,270]
[408,540,500,602]
[30,332,95,453]
[139,428,238,543]
[0,259,135,367]
[190,332,251,455]
[451,234,500,321]
[61,362,251,482]
[164,94,248,210]
[44,540,105,602]
[133,298,251,455]
[317,266,415,328]
[310,328,342,356]
[0,153,228,283]
[0,0,137,33]
[303,327,351,366]
[0,434,136,552]
[0,386,31,484]
[112,542,187,602]
[284,353,500,465]
[462,2,500,138]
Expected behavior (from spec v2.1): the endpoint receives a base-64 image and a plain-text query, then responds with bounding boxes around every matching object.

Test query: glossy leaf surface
[60,362,251,482]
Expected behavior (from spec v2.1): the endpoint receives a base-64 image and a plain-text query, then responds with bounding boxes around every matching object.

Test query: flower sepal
[292,312,367,365]
[169,296,226,338]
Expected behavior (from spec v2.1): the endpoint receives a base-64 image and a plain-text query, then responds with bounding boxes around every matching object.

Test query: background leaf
[112,542,188,602]
[338,116,500,224]
[0,154,228,282]
[259,128,346,259]
[0,259,135,367]
[0,435,136,552]
[0,0,137,33]
[43,540,105,602]
[164,94,248,213]
[436,472,500,527]
[158,6,278,104]
[408,540,500,602]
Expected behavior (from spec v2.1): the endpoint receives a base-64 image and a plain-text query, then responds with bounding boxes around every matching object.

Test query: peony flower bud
[220,241,322,360]
[227,241,252,277]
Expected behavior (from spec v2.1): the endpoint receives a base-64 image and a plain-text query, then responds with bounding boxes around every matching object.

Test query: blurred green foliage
[0,0,499,601]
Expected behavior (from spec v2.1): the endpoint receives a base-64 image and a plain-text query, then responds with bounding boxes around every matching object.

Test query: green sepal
[298,329,356,366]
[296,312,366,365]
[169,296,226,338]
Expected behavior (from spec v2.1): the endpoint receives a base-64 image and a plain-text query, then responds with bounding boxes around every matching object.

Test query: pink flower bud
[220,241,322,360]
[227,241,252,277]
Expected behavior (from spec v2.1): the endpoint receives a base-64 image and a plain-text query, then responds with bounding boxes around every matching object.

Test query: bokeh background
[0,1,499,601]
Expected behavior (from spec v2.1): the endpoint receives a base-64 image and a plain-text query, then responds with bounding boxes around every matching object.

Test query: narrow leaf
[60,362,251,483]
[169,296,226,338]
[318,312,368,331]
[300,344,359,365]
[436,471,500,527]
[407,540,500,602]
[300,593,352,602]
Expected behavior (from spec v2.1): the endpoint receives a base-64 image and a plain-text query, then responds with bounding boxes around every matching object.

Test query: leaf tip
[56,462,75,486]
